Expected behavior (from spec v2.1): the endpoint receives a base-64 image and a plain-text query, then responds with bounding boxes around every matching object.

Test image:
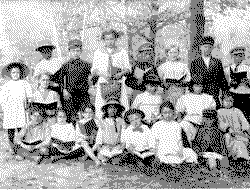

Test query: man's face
[168,47,179,61]
[200,44,213,57]
[233,53,245,64]
[82,107,94,120]
[69,48,82,59]
[162,107,174,121]
[104,34,116,48]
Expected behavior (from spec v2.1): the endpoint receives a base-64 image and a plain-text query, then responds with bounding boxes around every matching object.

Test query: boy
[176,80,216,145]
[50,109,100,165]
[151,101,198,166]
[14,110,51,164]
[92,98,126,164]
[218,94,250,160]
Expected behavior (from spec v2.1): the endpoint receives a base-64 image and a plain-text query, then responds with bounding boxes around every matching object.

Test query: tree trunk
[187,0,205,66]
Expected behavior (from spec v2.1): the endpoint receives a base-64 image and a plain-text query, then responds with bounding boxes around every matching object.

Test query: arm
[91,50,100,76]
[131,93,143,109]
[183,63,191,82]
[236,108,250,132]
[175,96,186,115]
[157,64,165,80]
[92,127,102,152]
[218,59,230,94]
[50,63,67,89]
[209,96,217,109]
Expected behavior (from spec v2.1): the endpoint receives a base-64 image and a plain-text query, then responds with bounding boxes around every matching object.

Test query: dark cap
[201,36,214,46]
[230,46,246,55]
[101,29,124,40]
[68,39,82,50]
[202,109,217,118]
[35,45,56,54]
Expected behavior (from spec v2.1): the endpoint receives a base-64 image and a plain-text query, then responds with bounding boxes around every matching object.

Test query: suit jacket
[190,57,229,97]
[50,58,92,95]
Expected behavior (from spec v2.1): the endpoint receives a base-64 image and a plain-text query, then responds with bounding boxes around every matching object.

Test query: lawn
[0,131,250,189]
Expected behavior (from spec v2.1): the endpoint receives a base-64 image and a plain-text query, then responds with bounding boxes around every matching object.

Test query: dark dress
[50,58,92,123]
[31,102,57,120]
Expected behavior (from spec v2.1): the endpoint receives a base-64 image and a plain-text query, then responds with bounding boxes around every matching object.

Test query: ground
[0,131,250,189]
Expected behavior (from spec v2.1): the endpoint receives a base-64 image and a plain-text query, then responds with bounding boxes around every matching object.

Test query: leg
[81,141,100,165]
[7,128,21,155]
[63,97,75,123]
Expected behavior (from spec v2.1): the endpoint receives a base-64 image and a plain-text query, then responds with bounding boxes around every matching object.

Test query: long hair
[36,72,52,90]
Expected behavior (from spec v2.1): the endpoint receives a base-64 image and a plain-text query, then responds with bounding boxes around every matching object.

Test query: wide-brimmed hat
[124,108,145,124]
[101,97,125,114]
[35,45,56,55]
[101,29,124,40]
[1,62,30,80]
[201,36,214,46]
[68,39,82,50]
[143,73,162,86]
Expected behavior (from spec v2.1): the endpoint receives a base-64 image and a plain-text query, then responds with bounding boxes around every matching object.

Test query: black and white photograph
[0,0,250,188]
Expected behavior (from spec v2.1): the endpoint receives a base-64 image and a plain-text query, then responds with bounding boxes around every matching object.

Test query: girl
[50,109,100,165]
[0,62,32,159]
[92,99,126,164]
[32,71,60,124]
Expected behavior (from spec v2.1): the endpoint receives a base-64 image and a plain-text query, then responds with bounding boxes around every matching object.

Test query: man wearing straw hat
[50,39,92,124]
[91,29,131,120]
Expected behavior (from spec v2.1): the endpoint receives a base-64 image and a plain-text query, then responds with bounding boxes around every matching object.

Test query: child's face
[193,84,203,94]
[40,74,49,89]
[57,112,66,123]
[147,84,156,93]
[30,112,42,123]
[107,105,117,117]
[82,107,94,119]
[162,107,174,121]
[223,98,233,108]
[129,114,141,127]
[10,67,20,81]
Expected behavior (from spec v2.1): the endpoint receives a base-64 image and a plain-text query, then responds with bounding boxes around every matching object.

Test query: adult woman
[157,45,190,106]
[0,62,32,158]
[32,72,60,123]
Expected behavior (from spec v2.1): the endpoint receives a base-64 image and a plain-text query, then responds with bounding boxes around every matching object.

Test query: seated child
[192,109,229,170]
[122,109,154,159]
[50,109,100,166]
[14,110,51,164]
[176,80,216,144]
[92,99,126,164]
[218,94,250,160]
[151,101,198,166]
[77,104,99,148]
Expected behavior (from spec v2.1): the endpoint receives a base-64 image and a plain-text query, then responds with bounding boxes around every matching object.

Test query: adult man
[190,36,229,109]
[224,47,250,122]
[92,29,131,120]
[50,39,92,124]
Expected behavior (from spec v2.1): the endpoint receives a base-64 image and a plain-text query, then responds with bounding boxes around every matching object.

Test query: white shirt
[132,91,162,121]
[92,48,131,78]
[121,124,151,152]
[202,57,210,68]
[51,123,84,142]
[157,61,191,81]
[151,120,183,156]
[32,90,59,104]
[176,93,216,124]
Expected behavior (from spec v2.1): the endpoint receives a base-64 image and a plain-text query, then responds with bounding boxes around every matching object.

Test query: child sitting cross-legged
[50,109,100,166]
[14,109,51,164]
[92,98,126,165]
[218,94,250,161]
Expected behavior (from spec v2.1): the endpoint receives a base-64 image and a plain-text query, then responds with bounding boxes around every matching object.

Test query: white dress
[132,91,162,122]
[0,80,32,129]
[33,90,59,104]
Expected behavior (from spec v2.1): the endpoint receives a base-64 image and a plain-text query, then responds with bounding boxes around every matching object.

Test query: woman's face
[82,107,94,120]
[57,112,66,123]
[129,114,141,127]
[168,47,179,61]
[10,67,20,81]
[104,34,116,48]
[162,107,174,121]
[40,74,49,89]
[107,105,117,117]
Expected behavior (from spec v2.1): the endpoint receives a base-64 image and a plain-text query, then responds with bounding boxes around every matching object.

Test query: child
[218,94,250,160]
[77,104,99,148]
[151,101,198,166]
[92,98,126,164]
[14,110,51,164]
[50,109,100,165]
[176,80,216,145]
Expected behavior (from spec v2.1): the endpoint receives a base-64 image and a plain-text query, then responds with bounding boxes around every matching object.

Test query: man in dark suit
[50,39,92,124]
[190,36,229,109]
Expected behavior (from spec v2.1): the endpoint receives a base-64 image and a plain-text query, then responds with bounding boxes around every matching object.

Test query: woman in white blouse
[157,46,190,106]
[32,72,60,123]
[132,74,162,124]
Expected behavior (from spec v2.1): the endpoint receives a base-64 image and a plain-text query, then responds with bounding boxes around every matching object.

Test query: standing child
[92,98,126,164]
[218,94,250,160]
[0,62,32,160]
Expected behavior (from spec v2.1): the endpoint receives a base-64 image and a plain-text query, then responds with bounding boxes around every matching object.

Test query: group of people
[0,29,250,174]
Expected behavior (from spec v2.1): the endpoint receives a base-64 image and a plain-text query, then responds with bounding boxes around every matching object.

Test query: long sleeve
[217,59,230,92]
[120,49,131,71]
[217,110,229,132]
[132,93,143,109]
[24,80,33,98]
[236,108,250,131]
[176,96,186,113]
[209,96,217,109]
[184,63,191,82]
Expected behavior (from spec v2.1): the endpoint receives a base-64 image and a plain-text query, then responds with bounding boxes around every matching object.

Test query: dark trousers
[7,128,21,154]
[62,91,90,124]
[232,93,250,123]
